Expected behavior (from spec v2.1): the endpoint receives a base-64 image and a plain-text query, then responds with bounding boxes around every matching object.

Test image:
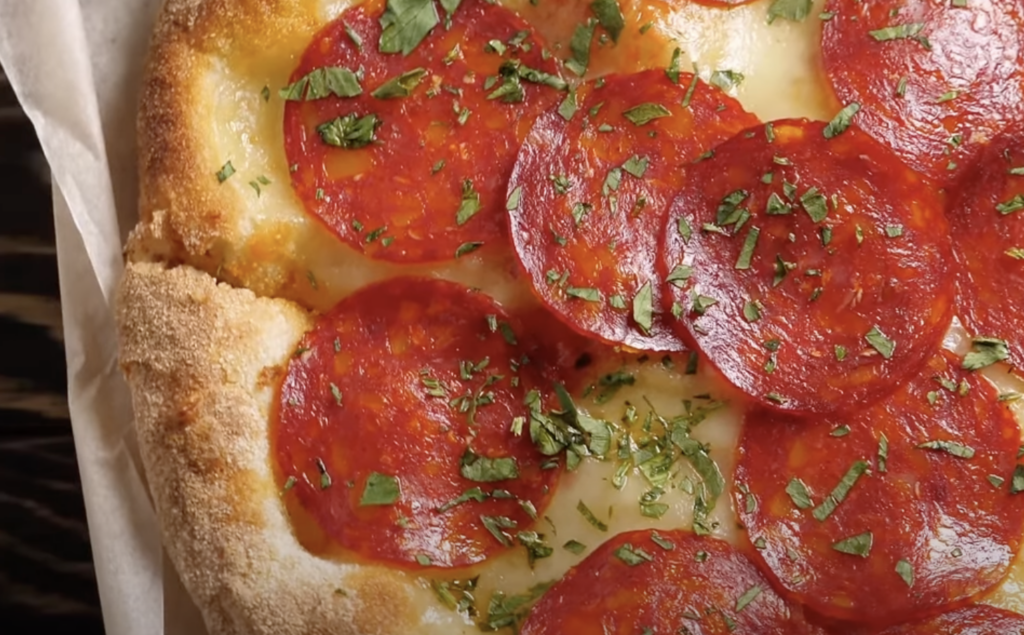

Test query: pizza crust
[116,261,472,635]
[131,0,357,310]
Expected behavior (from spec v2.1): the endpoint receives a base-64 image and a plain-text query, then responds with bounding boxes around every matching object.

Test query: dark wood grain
[0,63,105,634]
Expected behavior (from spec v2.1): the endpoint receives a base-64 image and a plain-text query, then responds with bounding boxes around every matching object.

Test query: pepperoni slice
[511,302,622,395]
[521,529,824,635]
[871,605,1024,635]
[283,0,564,263]
[658,119,954,414]
[507,70,758,352]
[820,0,1024,185]
[274,277,560,569]
[948,124,1024,372]
[733,350,1024,627]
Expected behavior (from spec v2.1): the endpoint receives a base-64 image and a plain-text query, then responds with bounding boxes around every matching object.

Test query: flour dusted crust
[130,0,331,307]
[116,261,473,635]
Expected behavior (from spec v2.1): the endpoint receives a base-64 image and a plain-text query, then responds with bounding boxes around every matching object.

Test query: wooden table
[0,65,105,633]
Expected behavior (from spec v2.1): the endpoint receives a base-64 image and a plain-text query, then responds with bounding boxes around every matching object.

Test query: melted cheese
[203,0,1024,627]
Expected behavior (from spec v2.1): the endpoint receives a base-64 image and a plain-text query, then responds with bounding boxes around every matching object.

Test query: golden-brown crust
[115,261,471,635]
[130,0,334,304]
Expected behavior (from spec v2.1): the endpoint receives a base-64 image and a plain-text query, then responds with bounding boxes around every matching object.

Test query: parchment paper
[0,1,207,632]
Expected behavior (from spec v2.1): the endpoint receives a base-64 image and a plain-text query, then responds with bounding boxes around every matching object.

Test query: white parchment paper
[0,1,207,632]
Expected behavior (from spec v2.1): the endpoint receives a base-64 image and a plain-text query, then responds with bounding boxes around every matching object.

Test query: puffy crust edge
[128,0,329,298]
[115,261,467,635]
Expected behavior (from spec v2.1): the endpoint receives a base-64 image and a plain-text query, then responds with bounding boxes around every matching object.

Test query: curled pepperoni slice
[733,350,1024,627]
[283,0,564,263]
[820,0,1024,185]
[658,119,954,414]
[520,529,824,635]
[870,605,1024,634]
[507,70,758,352]
[948,125,1024,372]
[274,277,560,569]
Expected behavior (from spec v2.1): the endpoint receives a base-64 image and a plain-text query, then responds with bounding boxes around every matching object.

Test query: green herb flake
[962,337,1010,370]
[989,475,1006,488]
[455,241,484,258]
[378,0,440,56]
[709,69,744,92]
[835,345,848,361]
[316,458,332,489]
[998,194,1024,215]
[896,559,914,587]
[666,264,693,287]
[360,472,401,506]
[344,22,363,50]
[735,585,763,612]
[280,67,363,101]
[216,161,236,183]
[916,440,975,459]
[372,67,428,99]
[743,300,762,323]
[681,69,700,108]
[1011,465,1024,494]
[480,581,552,631]
[577,500,609,531]
[456,180,482,225]
[481,515,517,546]
[565,19,597,77]
[765,192,791,215]
[459,449,520,482]
[767,0,813,24]
[436,486,487,512]
[865,326,896,359]
[623,103,672,126]
[812,460,869,521]
[622,155,650,178]
[869,23,925,42]
[692,294,718,315]
[832,531,873,557]
[329,382,342,405]
[614,543,654,566]
[563,540,587,554]
[650,532,675,550]
[590,0,625,42]
[735,226,761,270]
[317,113,381,149]
[558,89,578,121]
[823,102,861,138]
[567,287,602,302]
[666,48,682,84]
[632,282,654,335]
[413,553,433,566]
[786,477,814,509]
[801,187,829,222]
[831,425,851,437]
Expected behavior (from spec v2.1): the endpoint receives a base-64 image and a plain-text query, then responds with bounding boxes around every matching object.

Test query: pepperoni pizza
[115,0,1024,633]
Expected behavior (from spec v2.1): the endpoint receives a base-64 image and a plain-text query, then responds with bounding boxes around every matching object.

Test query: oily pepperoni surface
[869,605,1024,634]
[510,302,622,395]
[274,277,559,569]
[733,350,1024,627]
[283,0,564,263]
[507,70,758,352]
[948,125,1024,372]
[658,119,954,414]
[821,0,1024,185]
[520,529,824,635]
